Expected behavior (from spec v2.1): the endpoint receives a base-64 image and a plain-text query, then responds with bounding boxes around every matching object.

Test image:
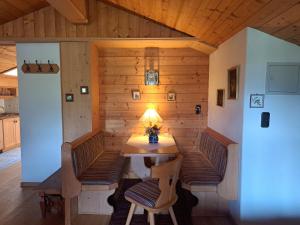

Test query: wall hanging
[227,65,239,99]
[144,48,159,85]
[132,89,141,100]
[21,60,60,74]
[250,94,264,108]
[217,89,225,107]
[167,92,176,101]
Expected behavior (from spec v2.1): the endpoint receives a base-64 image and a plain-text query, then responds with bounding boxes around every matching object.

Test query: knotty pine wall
[99,48,209,152]
[0,0,186,39]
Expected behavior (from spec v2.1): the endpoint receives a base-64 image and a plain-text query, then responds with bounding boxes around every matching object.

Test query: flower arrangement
[145,124,161,136]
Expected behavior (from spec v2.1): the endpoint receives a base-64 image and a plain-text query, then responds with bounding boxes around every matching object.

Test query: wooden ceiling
[103,0,300,46]
[0,0,48,25]
[0,45,16,74]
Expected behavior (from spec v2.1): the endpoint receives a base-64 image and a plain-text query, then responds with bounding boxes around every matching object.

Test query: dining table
[121,133,179,178]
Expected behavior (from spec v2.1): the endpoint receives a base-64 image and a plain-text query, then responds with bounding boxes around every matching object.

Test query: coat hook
[36,60,42,72]
[48,60,54,72]
[24,60,30,72]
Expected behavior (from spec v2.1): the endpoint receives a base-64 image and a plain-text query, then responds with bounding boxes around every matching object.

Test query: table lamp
[139,108,163,144]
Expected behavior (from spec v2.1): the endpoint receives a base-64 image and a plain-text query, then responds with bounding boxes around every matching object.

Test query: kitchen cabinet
[2,117,20,151]
[0,120,3,151]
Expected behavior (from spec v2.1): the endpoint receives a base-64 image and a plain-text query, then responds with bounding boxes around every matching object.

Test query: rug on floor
[0,147,21,170]
[109,179,195,225]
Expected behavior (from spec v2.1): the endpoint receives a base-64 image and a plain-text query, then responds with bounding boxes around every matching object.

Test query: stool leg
[39,192,46,218]
[149,212,155,225]
[65,197,71,225]
[125,203,136,225]
[169,207,178,225]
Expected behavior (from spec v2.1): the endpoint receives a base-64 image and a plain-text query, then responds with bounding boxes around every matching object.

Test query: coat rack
[21,60,60,74]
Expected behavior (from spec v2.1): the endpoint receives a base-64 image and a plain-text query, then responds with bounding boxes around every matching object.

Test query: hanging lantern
[144,47,159,85]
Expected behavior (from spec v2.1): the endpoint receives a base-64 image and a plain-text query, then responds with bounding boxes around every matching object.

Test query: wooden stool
[36,169,64,218]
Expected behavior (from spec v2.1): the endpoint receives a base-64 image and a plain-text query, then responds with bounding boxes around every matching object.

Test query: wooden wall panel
[99,48,209,152]
[0,45,16,73]
[0,0,186,40]
[61,42,100,142]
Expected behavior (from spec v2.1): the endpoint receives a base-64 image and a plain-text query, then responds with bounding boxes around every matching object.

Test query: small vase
[149,134,158,144]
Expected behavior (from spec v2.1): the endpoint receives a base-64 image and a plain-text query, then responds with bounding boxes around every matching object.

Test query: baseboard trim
[21,182,41,188]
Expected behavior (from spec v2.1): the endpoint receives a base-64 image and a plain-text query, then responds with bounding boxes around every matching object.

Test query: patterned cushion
[78,151,125,185]
[125,179,160,208]
[199,132,228,178]
[72,133,104,177]
[180,152,222,185]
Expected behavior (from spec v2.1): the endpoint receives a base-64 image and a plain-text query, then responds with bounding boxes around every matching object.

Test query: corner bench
[61,132,125,225]
[180,128,239,216]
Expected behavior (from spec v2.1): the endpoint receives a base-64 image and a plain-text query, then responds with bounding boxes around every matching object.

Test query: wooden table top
[121,133,178,157]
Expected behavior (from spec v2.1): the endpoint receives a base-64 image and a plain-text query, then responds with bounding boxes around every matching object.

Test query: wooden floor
[0,162,234,225]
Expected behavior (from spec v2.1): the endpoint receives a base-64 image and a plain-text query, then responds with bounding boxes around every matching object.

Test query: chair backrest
[151,154,183,208]
[199,131,228,178]
[71,132,104,177]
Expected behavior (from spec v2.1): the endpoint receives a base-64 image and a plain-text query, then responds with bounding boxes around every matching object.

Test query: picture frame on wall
[250,94,264,108]
[167,92,176,101]
[228,66,239,99]
[131,89,141,100]
[217,89,225,107]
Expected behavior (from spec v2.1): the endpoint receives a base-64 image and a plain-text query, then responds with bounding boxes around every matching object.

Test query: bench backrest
[71,132,104,177]
[199,131,228,178]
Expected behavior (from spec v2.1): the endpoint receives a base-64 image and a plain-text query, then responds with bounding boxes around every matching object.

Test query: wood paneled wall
[0,45,16,73]
[0,0,186,39]
[99,48,209,152]
[61,42,100,142]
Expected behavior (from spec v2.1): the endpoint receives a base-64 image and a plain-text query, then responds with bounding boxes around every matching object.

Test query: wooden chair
[124,154,183,225]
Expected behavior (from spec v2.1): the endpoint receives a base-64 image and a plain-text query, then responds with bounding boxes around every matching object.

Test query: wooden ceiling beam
[46,0,88,24]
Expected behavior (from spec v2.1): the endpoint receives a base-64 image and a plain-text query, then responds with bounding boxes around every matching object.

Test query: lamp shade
[139,108,163,127]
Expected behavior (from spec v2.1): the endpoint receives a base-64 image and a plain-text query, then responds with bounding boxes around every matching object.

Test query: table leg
[131,157,150,178]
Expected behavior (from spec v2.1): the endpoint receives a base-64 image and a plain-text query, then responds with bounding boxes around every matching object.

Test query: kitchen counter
[0,113,19,119]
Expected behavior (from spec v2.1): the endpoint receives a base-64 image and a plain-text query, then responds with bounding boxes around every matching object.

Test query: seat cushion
[78,151,125,185]
[125,179,160,208]
[180,152,222,186]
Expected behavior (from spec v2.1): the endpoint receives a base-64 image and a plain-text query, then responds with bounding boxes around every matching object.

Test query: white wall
[208,29,247,220]
[17,43,63,182]
[208,28,300,225]
[240,28,300,224]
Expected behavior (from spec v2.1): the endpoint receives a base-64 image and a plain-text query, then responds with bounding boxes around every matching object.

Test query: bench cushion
[180,152,223,186]
[125,179,160,208]
[77,151,125,185]
[72,133,104,177]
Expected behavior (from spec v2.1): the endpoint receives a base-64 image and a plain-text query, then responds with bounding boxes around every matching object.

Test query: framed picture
[65,93,74,102]
[80,86,89,94]
[131,89,141,100]
[250,94,264,108]
[217,89,225,107]
[228,66,239,99]
[167,92,176,101]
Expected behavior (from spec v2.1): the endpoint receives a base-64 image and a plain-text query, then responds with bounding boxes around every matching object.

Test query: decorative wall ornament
[65,93,74,102]
[227,65,239,99]
[217,89,225,107]
[80,86,89,94]
[21,60,60,73]
[250,94,264,108]
[144,48,159,85]
[167,92,176,101]
[131,89,141,100]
